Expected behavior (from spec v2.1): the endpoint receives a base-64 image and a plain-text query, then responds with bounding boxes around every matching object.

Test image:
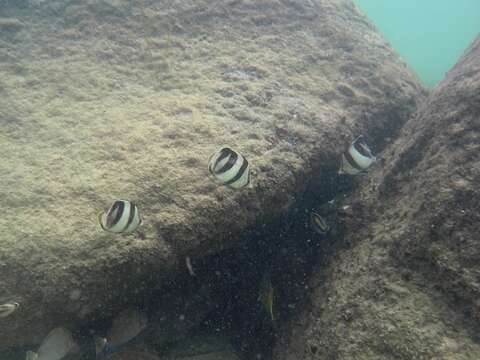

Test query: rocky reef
[0,0,433,358]
[273,35,480,359]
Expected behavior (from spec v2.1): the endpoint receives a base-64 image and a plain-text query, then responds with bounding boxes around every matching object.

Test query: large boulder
[273,35,480,359]
[0,0,423,347]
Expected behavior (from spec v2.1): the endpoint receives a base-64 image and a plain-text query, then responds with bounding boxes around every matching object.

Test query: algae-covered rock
[273,36,480,359]
[146,284,216,348]
[109,332,239,360]
[0,0,422,347]
[160,332,240,360]
[107,351,161,360]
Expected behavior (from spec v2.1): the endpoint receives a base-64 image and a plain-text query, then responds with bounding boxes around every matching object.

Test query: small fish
[0,302,19,318]
[208,147,251,189]
[101,308,148,356]
[339,135,376,175]
[258,272,274,322]
[99,200,142,234]
[310,211,330,235]
[26,327,78,360]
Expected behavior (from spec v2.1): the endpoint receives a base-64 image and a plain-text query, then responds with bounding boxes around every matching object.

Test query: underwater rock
[0,0,423,347]
[273,35,480,359]
[159,332,240,360]
[106,351,160,360]
[146,284,216,348]
[174,352,240,360]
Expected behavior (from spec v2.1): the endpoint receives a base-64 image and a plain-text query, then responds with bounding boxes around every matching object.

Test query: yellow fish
[259,272,274,322]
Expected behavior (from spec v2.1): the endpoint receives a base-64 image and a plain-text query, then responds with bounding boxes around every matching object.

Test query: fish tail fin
[98,212,107,230]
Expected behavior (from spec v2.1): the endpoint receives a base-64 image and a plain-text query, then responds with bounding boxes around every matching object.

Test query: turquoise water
[355,0,480,87]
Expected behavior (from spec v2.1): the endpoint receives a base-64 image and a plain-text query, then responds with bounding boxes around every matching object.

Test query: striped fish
[339,135,376,175]
[99,200,142,234]
[310,211,330,235]
[208,147,251,189]
[0,302,19,318]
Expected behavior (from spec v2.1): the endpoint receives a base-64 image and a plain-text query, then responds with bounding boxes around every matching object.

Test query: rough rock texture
[159,332,241,359]
[0,0,423,347]
[100,332,240,359]
[273,36,480,359]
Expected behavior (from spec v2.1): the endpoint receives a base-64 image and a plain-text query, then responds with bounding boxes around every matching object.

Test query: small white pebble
[186,256,195,276]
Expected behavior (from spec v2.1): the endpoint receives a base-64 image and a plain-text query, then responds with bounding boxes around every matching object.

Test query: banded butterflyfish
[339,135,376,175]
[208,147,251,189]
[99,200,142,234]
[0,302,19,318]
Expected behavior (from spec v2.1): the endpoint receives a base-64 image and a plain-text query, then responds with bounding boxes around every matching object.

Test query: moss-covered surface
[0,0,422,347]
[273,36,480,359]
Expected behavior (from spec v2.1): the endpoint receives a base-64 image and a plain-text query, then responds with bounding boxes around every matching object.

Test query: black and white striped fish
[0,302,19,318]
[208,147,251,189]
[99,200,142,234]
[310,211,330,235]
[339,135,376,175]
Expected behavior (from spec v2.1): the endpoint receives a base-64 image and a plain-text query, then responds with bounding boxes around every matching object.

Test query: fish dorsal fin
[349,137,375,170]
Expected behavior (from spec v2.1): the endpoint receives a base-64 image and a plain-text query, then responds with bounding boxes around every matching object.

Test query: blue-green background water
[354,0,480,87]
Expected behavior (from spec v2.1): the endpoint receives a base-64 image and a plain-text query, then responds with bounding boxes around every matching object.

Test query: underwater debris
[99,200,142,234]
[0,302,19,318]
[339,135,376,175]
[208,147,251,189]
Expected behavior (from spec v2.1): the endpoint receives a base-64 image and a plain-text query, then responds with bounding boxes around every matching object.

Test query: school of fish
[2,136,375,359]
